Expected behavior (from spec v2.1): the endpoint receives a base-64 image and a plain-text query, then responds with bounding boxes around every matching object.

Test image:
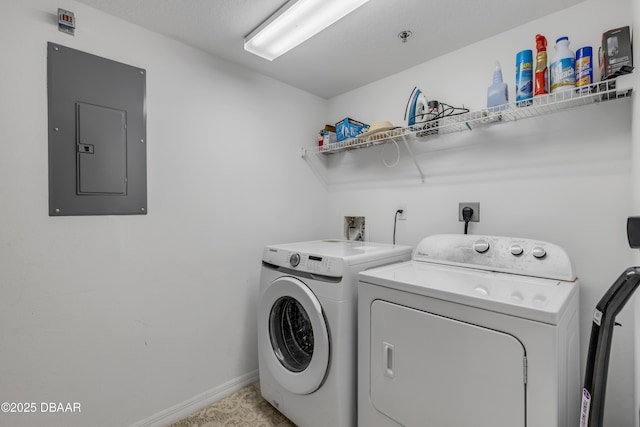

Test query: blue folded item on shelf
[335,117,369,142]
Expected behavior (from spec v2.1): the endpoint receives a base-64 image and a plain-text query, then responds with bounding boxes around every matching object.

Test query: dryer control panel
[413,234,576,282]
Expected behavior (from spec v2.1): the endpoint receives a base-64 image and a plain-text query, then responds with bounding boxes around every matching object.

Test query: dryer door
[370,300,526,427]
[259,276,330,395]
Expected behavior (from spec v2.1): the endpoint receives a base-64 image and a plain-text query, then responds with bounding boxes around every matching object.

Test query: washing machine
[357,234,580,427]
[259,239,412,427]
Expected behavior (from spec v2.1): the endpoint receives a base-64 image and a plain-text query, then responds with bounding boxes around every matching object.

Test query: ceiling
[75,0,585,99]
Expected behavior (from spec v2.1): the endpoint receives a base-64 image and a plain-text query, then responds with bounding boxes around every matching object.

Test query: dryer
[357,234,580,427]
[259,240,412,427]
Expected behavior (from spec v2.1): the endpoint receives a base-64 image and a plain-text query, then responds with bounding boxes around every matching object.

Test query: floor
[167,382,295,427]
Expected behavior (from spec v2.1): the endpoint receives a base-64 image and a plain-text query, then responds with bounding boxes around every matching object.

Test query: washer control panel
[414,234,575,281]
[263,248,344,277]
[289,253,301,267]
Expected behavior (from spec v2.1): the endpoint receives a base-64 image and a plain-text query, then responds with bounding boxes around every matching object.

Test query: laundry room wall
[322,0,637,425]
[0,2,328,427]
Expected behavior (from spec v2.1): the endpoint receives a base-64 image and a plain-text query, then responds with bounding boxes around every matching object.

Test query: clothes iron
[404,87,429,127]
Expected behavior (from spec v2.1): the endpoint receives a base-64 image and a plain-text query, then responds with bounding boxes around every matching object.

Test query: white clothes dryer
[358,234,580,427]
[258,240,412,427]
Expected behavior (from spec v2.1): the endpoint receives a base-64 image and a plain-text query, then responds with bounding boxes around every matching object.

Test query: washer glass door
[270,296,315,372]
[259,276,330,395]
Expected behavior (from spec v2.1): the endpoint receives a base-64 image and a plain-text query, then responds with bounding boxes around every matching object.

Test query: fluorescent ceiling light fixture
[244,0,369,61]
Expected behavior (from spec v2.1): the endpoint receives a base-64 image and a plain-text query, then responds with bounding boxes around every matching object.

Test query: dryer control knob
[473,240,490,253]
[532,247,547,259]
[510,245,524,256]
[289,253,301,267]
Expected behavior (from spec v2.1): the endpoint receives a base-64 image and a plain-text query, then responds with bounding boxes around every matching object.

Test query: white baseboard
[129,370,259,427]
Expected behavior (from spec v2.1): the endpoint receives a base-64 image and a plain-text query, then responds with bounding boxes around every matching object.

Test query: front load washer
[259,240,412,427]
[357,234,580,427]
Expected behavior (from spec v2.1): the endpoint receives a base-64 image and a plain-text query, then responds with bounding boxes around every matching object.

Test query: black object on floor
[580,217,640,427]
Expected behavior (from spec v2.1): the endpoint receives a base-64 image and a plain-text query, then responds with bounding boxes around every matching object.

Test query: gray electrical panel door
[76,103,127,195]
[48,42,146,215]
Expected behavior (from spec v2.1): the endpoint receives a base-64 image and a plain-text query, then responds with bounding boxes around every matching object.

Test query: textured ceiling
[75,0,585,99]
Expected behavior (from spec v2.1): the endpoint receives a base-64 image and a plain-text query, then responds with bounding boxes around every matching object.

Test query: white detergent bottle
[549,36,575,93]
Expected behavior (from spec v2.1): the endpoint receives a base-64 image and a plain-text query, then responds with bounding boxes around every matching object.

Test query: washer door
[259,276,330,395]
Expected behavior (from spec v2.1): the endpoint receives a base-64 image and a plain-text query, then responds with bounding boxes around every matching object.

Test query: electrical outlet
[398,204,407,220]
[458,202,480,222]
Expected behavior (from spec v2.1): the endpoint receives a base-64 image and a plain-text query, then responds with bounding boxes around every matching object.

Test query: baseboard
[129,370,259,427]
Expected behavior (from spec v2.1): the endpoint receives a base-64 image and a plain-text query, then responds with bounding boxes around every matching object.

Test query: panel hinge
[523,356,528,385]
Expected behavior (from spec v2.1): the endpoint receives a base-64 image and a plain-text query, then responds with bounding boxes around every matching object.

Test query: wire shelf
[303,76,633,156]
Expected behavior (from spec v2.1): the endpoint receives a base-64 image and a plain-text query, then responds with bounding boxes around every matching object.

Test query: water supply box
[335,118,369,142]
[600,26,633,80]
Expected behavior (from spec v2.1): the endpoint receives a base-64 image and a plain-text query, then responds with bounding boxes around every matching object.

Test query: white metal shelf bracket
[400,134,425,183]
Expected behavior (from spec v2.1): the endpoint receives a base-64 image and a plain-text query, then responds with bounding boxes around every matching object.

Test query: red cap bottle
[534,34,549,96]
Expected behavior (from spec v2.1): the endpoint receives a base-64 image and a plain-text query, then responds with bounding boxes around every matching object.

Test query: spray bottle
[534,34,549,96]
[487,61,508,110]
[515,49,533,106]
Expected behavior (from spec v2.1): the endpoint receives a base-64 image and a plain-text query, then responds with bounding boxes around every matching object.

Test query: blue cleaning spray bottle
[487,61,508,110]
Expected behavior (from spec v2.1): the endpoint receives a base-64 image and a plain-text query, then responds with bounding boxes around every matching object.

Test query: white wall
[324,0,636,425]
[0,2,328,426]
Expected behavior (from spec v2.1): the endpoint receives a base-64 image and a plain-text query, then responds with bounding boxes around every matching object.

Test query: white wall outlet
[458,202,480,222]
[398,205,407,220]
